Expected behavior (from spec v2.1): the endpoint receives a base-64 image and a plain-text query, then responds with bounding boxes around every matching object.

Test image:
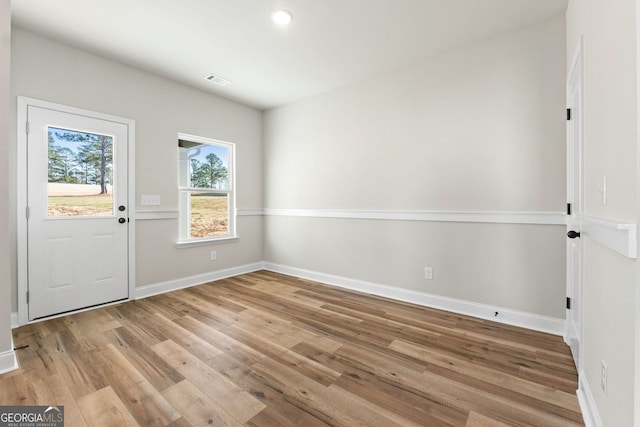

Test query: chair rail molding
[579,215,637,259]
[263,208,566,225]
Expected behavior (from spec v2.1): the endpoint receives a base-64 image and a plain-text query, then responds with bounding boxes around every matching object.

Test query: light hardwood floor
[1,271,583,426]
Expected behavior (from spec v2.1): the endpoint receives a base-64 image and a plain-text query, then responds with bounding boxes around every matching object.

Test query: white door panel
[27,105,129,320]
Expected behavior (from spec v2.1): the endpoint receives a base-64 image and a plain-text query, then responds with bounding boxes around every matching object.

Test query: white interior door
[27,105,129,320]
[566,39,583,370]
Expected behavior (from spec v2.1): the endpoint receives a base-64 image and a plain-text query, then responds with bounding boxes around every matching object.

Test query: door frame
[16,96,136,326]
[565,37,584,371]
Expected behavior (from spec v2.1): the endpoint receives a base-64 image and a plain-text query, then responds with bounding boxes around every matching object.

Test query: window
[178,133,235,243]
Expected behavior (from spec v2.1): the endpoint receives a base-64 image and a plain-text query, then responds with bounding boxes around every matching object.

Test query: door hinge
[566,108,572,121]
[25,206,30,219]
[25,121,30,134]
[567,203,572,215]
[566,297,571,310]
[26,291,29,304]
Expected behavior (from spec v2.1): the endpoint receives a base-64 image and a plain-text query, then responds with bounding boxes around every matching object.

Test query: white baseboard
[16,261,565,336]
[135,262,264,300]
[0,340,18,375]
[577,372,603,427]
[263,262,565,336]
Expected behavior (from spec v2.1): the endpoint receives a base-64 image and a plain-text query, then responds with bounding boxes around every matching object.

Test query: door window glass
[47,126,114,217]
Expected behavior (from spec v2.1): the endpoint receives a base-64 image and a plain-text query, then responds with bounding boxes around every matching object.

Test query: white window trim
[176,236,240,248]
[177,132,236,245]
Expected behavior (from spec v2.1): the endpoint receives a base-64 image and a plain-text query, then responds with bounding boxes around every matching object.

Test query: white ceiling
[11,0,568,110]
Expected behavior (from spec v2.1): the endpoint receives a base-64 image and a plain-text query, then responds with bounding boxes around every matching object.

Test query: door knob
[118,218,126,224]
[567,230,581,239]
[119,205,126,211]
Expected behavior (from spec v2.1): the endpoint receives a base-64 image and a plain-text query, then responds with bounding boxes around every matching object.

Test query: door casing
[16,96,136,326]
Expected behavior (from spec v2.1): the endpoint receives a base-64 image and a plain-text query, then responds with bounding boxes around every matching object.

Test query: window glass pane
[179,141,229,190]
[189,193,228,238]
[47,127,114,217]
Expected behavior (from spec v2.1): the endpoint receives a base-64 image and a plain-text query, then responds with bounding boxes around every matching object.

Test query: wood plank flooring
[1,271,584,426]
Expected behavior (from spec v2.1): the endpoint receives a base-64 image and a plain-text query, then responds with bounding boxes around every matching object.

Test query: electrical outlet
[424,267,433,280]
[601,360,607,395]
[210,251,217,261]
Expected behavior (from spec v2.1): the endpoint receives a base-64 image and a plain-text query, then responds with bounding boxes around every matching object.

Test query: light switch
[597,176,607,206]
[141,194,161,206]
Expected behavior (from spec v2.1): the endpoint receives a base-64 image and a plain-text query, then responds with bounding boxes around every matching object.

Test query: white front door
[566,38,584,370]
[26,105,130,320]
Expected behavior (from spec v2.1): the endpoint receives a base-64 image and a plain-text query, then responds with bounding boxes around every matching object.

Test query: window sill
[176,236,239,248]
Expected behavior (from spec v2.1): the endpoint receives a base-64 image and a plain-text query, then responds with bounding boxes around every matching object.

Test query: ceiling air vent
[204,74,231,87]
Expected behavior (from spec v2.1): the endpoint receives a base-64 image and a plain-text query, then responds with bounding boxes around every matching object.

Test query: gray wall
[566,0,638,425]
[263,16,567,319]
[9,28,264,311]
[6,5,640,423]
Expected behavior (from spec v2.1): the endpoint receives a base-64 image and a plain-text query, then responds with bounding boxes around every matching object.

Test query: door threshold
[26,297,129,325]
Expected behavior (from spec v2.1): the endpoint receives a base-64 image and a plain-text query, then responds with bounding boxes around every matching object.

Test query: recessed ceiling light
[271,10,293,26]
[204,74,231,87]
